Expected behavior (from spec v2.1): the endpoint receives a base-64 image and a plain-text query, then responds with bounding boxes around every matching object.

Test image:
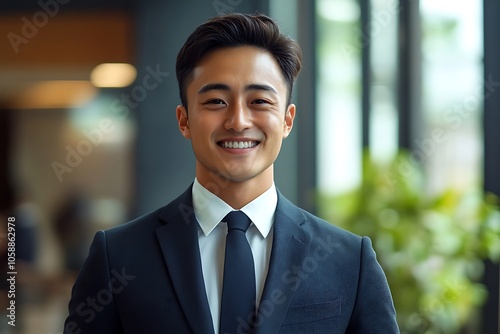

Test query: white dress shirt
[192,178,276,333]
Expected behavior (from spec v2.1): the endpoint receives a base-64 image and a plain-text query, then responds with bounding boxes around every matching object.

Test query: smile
[218,140,259,149]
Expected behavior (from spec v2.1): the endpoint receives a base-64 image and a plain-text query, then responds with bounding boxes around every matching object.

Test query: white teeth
[221,141,256,149]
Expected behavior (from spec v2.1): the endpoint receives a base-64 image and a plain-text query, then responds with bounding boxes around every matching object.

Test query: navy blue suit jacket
[64,186,399,333]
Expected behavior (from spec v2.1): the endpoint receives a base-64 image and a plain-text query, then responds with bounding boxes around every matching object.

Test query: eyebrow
[198,83,278,95]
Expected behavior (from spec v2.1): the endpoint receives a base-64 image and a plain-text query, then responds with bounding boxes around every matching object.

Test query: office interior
[0,0,499,333]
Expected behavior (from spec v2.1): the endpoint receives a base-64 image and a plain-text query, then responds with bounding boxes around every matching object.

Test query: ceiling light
[90,63,137,88]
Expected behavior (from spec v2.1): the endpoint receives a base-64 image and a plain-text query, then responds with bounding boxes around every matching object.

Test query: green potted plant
[318,151,500,333]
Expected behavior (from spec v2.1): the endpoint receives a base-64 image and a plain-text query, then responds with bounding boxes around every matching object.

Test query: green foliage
[318,151,500,334]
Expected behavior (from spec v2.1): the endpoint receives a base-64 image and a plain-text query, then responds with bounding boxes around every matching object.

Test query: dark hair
[176,13,302,109]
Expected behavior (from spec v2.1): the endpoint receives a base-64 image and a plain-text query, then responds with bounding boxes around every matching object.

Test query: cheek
[269,118,287,136]
[196,113,221,129]
[260,112,284,127]
[190,121,220,147]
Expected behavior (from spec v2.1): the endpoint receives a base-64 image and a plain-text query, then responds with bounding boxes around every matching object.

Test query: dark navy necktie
[219,211,256,334]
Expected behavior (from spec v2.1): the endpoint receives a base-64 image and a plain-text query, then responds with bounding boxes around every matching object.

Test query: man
[64,13,399,334]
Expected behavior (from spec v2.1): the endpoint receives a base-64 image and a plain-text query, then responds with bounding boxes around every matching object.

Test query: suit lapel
[155,187,215,334]
[254,193,312,334]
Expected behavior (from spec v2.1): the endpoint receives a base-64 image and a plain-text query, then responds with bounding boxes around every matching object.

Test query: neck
[196,168,274,209]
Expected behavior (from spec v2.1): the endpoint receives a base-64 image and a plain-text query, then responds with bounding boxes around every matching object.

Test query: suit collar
[155,185,215,334]
[192,178,277,239]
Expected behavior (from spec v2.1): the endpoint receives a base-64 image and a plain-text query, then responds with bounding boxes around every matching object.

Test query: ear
[176,105,191,139]
[283,104,295,139]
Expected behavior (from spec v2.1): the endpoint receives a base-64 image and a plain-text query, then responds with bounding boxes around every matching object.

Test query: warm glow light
[90,63,137,88]
[10,80,97,109]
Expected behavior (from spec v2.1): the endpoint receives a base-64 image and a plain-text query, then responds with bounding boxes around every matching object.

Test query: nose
[225,101,252,132]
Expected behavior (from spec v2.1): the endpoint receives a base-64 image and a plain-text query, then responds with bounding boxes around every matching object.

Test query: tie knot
[224,211,251,232]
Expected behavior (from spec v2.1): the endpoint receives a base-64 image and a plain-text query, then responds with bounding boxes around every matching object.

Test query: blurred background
[0,0,498,333]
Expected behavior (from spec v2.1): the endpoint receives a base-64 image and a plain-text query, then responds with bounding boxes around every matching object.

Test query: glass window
[316,0,362,195]
[369,0,399,164]
[420,1,483,195]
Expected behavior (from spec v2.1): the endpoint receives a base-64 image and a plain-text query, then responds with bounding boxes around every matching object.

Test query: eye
[252,99,270,105]
[204,99,226,105]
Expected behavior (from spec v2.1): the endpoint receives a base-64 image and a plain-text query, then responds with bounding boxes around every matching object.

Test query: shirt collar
[192,178,277,238]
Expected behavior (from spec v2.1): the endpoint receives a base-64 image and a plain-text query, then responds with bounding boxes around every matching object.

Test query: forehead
[188,46,287,93]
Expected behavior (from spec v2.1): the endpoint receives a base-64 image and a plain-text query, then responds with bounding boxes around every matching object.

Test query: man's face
[176,46,295,189]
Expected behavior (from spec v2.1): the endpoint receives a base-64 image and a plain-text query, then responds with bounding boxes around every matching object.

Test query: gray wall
[133,0,304,215]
